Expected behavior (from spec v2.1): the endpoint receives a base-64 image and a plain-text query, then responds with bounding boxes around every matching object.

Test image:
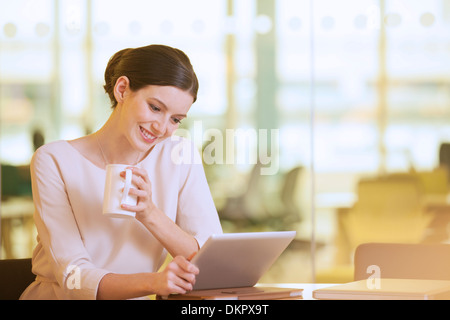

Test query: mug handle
[121,168,132,205]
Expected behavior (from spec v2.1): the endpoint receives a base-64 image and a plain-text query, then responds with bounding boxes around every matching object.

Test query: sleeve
[30,145,110,300]
[174,139,223,248]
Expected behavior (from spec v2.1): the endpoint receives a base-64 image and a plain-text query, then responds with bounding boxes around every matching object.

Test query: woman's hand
[96,256,199,299]
[150,256,199,296]
[120,166,156,223]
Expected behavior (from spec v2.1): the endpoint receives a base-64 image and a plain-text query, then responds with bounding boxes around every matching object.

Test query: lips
[139,126,158,143]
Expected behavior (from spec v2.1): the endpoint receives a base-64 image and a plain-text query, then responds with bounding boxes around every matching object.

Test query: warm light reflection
[1,0,450,286]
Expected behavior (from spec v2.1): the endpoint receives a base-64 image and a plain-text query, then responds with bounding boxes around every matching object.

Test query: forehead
[135,85,194,112]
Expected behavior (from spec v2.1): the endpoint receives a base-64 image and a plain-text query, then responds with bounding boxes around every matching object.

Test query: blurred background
[1,0,450,285]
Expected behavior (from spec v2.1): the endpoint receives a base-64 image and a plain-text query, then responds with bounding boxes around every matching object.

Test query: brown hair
[103,44,199,108]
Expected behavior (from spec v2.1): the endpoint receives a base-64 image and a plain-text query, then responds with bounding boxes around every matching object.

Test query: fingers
[187,252,197,261]
[120,167,151,211]
[129,167,150,187]
[164,256,199,293]
[173,255,199,274]
[120,167,150,189]
[126,186,147,199]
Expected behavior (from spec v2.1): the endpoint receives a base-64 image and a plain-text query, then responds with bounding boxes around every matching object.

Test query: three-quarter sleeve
[174,138,223,248]
[29,144,110,299]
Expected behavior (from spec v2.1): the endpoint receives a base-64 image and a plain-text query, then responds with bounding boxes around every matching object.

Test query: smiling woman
[110,78,193,156]
[19,44,223,300]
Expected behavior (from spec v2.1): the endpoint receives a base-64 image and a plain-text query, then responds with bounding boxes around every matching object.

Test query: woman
[20,45,223,300]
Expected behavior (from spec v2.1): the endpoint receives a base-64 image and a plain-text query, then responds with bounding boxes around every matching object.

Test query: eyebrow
[151,97,187,118]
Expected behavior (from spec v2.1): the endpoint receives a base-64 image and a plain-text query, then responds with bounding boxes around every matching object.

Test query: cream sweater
[20,137,222,300]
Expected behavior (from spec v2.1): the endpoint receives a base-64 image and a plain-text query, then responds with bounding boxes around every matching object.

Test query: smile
[139,126,158,143]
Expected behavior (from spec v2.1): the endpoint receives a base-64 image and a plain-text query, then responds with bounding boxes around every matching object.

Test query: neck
[95,127,141,166]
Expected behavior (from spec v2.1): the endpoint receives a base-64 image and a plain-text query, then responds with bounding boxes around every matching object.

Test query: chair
[341,175,432,251]
[354,242,450,281]
[219,164,303,230]
[0,258,35,300]
[218,162,267,222]
[279,166,303,222]
[1,164,32,200]
[416,167,449,195]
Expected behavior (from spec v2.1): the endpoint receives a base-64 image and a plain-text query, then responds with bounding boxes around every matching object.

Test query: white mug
[103,164,138,218]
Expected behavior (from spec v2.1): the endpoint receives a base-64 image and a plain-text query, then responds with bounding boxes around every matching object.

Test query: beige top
[20,137,222,300]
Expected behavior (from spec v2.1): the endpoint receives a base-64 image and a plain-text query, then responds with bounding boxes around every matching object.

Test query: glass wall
[1,0,450,285]
[313,0,450,282]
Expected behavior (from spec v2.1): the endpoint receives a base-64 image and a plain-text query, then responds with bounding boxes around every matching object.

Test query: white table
[256,283,339,300]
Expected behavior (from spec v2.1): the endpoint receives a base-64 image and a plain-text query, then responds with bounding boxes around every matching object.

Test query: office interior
[1,0,450,285]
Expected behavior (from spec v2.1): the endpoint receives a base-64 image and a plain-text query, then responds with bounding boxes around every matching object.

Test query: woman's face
[118,82,193,152]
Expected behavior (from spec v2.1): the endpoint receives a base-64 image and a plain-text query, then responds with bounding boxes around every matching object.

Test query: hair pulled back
[103,44,199,108]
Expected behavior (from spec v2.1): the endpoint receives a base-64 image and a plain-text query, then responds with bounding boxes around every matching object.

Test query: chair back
[342,175,431,249]
[0,258,35,300]
[354,242,450,281]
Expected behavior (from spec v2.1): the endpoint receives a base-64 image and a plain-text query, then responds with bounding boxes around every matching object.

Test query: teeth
[140,126,156,140]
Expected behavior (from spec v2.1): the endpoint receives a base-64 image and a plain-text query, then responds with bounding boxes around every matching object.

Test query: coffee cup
[103,164,137,218]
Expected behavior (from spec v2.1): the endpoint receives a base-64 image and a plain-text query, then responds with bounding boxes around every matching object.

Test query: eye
[149,104,160,112]
[172,117,182,124]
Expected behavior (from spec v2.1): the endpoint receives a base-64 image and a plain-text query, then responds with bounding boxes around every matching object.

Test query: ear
[113,76,130,104]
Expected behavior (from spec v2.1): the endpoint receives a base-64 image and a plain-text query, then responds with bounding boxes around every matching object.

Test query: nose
[151,117,168,136]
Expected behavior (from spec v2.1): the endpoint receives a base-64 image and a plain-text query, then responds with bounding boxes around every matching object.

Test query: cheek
[134,107,150,120]
[165,124,179,137]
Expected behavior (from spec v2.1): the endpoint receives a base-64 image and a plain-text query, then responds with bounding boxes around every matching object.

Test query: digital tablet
[190,231,296,290]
